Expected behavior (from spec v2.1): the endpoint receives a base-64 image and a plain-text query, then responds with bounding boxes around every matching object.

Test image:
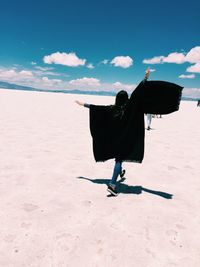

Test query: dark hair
[115,90,129,107]
[111,90,129,120]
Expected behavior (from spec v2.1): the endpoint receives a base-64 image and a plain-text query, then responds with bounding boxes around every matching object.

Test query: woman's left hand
[145,68,150,80]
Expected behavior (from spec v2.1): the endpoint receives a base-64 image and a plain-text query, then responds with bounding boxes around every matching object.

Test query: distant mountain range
[0,81,39,91]
[0,81,115,96]
[0,81,199,101]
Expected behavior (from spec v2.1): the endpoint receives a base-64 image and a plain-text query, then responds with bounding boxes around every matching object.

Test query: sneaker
[107,185,118,196]
[120,169,126,178]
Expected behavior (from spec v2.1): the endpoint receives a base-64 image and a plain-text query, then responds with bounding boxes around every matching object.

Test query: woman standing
[76,89,131,196]
[75,69,183,196]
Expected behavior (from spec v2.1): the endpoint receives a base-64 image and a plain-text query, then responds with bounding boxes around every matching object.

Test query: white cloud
[31,61,37,65]
[12,64,20,67]
[36,71,61,77]
[112,81,136,91]
[101,59,109,65]
[87,63,94,69]
[0,69,33,81]
[0,68,63,89]
[111,56,133,68]
[113,82,122,87]
[179,74,195,79]
[0,68,64,92]
[34,66,54,71]
[143,46,200,66]
[143,53,185,64]
[43,52,86,67]
[186,63,200,73]
[19,70,33,77]
[185,46,200,63]
[33,69,61,77]
[149,68,156,72]
[162,52,186,64]
[69,77,100,87]
[1,66,199,99]
[33,66,61,76]
[42,77,49,82]
[42,77,62,86]
[0,69,17,79]
[143,56,164,64]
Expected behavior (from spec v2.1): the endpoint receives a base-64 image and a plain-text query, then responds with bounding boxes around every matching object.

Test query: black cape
[89,80,183,163]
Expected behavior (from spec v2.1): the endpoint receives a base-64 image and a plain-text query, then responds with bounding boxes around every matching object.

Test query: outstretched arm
[128,68,151,105]
[75,100,90,108]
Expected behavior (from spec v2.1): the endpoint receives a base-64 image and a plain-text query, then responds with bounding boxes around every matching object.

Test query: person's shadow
[77,176,173,199]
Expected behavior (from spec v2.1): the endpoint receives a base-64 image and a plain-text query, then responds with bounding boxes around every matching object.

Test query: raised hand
[145,68,151,80]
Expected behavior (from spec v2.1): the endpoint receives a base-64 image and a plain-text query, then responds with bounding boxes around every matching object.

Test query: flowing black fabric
[89,80,183,163]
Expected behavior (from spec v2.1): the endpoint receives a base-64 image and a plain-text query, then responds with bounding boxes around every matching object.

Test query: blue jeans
[146,114,152,128]
[110,160,122,187]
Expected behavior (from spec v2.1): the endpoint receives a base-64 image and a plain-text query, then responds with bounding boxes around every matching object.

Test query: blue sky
[0,0,200,96]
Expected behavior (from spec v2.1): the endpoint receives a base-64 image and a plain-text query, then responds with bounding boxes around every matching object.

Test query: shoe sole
[107,188,118,196]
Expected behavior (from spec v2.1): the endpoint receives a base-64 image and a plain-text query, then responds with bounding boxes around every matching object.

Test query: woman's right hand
[75,100,84,106]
